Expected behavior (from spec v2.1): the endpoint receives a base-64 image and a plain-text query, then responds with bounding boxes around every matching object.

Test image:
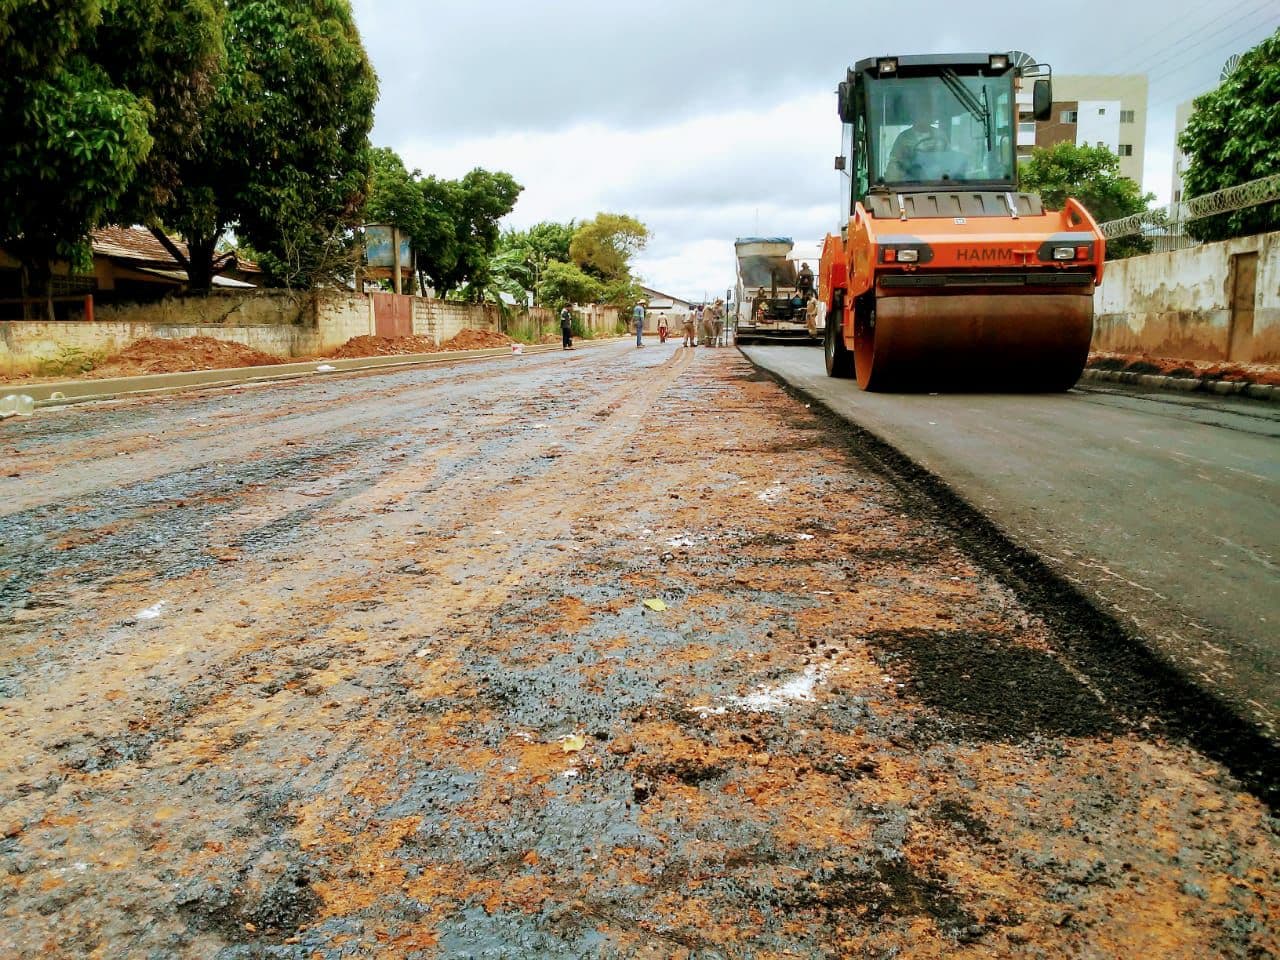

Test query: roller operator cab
[820,53,1106,391]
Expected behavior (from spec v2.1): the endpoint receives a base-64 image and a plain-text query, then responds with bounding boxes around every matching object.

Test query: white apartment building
[1016,74,1149,186]
[1171,97,1197,204]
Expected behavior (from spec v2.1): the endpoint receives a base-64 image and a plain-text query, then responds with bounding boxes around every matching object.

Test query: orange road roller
[820,52,1105,391]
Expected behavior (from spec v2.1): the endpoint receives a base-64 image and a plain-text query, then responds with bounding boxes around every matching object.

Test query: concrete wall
[0,291,623,376]
[1094,231,1280,363]
[0,320,324,376]
[93,289,308,327]
[316,292,373,351]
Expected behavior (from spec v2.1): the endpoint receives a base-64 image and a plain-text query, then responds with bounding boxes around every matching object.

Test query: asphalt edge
[744,351,1280,811]
[1080,367,1279,403]
[9,337,624,410]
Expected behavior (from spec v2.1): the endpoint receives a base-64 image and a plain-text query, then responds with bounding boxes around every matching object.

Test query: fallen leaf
[559,733,586,753]
[643,598,667,612]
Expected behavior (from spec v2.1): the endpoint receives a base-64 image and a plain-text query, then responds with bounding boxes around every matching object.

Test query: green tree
[458,247,533,320]
[1178,28,1280,242]
[536,259,603,309]
[500,220,575,302]
[569,213,649,281]
[365,147,426,237]
[364,147,426,291]
[415,169,522,297]
[0,0,222,315]
[1019,143,1155,258]
[156,0,378,290]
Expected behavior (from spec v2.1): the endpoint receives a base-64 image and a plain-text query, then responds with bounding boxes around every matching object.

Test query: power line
[1063,0,1274,81]
[1057,10,1276,103]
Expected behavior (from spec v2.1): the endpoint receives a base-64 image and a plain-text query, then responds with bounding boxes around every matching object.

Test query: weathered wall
[93,289,308,327]
[1,291,624,376]
[1094,231,1280,362]
[0,320,322,376]
[315,292,373,351]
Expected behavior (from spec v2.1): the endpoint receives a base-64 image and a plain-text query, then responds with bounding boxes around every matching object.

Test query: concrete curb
[1079,367,1278,403]
[8,338,620,410]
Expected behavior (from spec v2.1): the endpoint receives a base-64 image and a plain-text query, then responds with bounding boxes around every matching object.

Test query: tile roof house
[1,226,260,319]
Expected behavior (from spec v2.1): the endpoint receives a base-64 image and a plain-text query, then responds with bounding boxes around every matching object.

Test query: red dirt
[439,329,514,351]
[326,330,515,359]
[1088,352,1280,387]
[93,336,284,377]
[2,329,525,384]
[326,335,442,359]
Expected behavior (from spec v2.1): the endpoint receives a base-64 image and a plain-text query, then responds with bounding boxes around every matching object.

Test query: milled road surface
[745,345,1280,740]
[1,341,1277,958]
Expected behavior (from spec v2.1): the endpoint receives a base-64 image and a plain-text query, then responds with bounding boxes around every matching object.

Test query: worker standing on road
[682,310,697,348]
[657,314,668,343]
[560,305,574,350]
[633,300,646,348]
[805,297,819,338]
[712,298,725,347]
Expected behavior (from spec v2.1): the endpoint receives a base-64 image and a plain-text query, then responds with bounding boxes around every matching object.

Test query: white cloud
[397,92,842,302]
[357,1,1280,299]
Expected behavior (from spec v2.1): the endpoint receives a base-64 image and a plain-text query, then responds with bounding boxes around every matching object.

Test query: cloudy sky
[351,0,1278,302]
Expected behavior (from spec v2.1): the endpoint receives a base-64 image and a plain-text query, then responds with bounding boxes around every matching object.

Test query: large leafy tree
[1019,143,1155,258]
[536,259,603,309]
[366,147,426,236]
[500,220,575,303]
[0,0,221,315]
[1178,28,1280,242]
[415,169,522,297]
[569,213,649,281]
[157,0,378,290]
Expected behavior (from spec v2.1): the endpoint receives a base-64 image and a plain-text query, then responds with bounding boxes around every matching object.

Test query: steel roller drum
[853,293,1094,392]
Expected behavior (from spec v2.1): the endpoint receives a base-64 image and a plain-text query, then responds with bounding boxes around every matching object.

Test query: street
[745,345,1280,741]
[1,341,1277,958]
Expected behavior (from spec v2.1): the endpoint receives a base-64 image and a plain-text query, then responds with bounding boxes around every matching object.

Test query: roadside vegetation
[1018,144,1155,258]
[0,2,650,324]
[1178,28,1280,241]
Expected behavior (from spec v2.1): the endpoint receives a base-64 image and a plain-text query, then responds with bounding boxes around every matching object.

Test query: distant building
[1171,97,1198,205]
[1,226,259,320]
[1018,74,1148,186]
[637,284,693,332]
[1171,53,1242,204]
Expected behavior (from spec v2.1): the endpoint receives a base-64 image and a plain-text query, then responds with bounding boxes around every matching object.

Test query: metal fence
[1098,173,1280,251]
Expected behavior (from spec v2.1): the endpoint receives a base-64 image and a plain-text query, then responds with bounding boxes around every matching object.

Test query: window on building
[1060,109,1078,123]
[1120,109,1135,123]
[1117,144,1134,157]
[1098,107,1106,116]
[1018,122,1036,136]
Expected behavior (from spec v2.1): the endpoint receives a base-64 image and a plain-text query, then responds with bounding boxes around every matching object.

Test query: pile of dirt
[92,337,284,377]
[439,329,514,351]
[1088,351,1280,386]
[326,335,441,359]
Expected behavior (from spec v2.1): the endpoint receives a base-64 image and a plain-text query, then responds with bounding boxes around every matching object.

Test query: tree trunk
[19,260,54,321]
[149,225,218,293]
[185,234,217,293]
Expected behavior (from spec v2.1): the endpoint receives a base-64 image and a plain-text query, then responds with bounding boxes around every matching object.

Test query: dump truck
[734,237,823,345]
[820,53,1105,390]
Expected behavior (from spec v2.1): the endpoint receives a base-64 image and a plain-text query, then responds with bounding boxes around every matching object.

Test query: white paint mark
[756,482,786,504]
[691,665,829,716]
[136,601,167,621]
